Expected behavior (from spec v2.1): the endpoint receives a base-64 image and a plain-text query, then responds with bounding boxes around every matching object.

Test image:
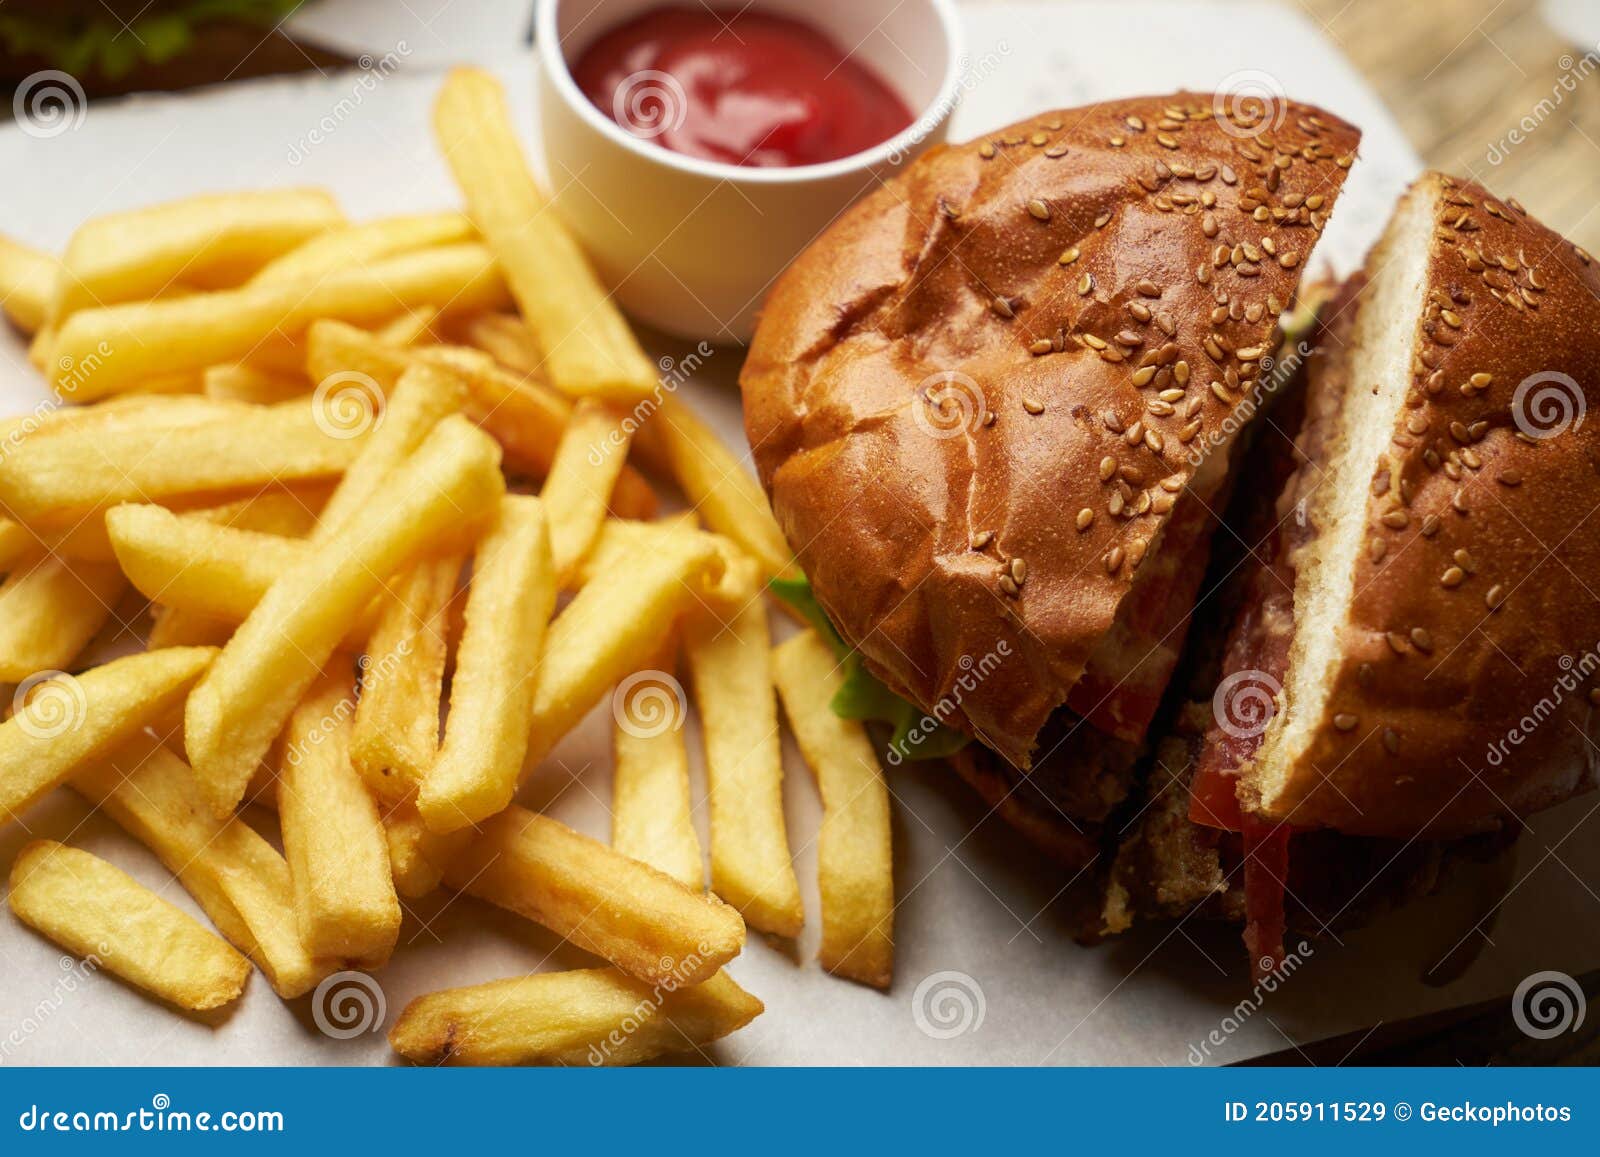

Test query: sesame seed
[1179,420,1202,443]
[1157,133,1179,150]
[970,531,993,550]
[1030,131,1048,147]
[1076,508,1094,531]
[1386,632,1409,655]
[1128,539,1149,568]
[1105,547,1124,574]
[1382,728,1400,754]
[999,574,1019,597]
[1137,280,1161,298]
[1125,420,1145,445]
[1128,301,1152,322]
[1485,584,1506,610]
[1022,396,1044,414]
[992,296,1015,318]
[1077,274,1094,296]
[1145,429,1165,453]
[1410,628,1433,653]
[1115,329,1143,347]
[1027,199,1051,221]
[1059,246,1081,265]
[979,142,995,159]
[1131,365,1157,387]
[1010,557,1027,583]
[1498,469,1523,487]
[1381,510,1409,529]
[1333,713,1358,731]
[1099,455,1117,481]
[1369,537,1387,563]
[1082,333,1108,350]
[1441,566,1465,588]
[1029,339,1053,355]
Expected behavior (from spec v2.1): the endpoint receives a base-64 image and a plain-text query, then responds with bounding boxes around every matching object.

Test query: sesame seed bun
[1233,172,1600,836]
[739,94,1360,854]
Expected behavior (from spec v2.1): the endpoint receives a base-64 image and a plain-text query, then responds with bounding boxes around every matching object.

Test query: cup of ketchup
[536,0,963,341]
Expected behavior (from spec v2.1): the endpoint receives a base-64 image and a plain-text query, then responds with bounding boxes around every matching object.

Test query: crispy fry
[350,552,461,803]
[442,804,744,985]
[434,68,656,403]
[0,233,57,333]
[0,553,126,682]
[381,801,473,899]
[523,527,726,768]
[685,588,803,937]
[375,305,440,347]
[417,497,555,831]
[0,516,33,573]
[50,188,343,322]
[278,669,401,964]
[772,631,894,989]
[649,396,795,579]
[53,242,509,399]
[540,399,635,580]
[72,737,336,998]
[459,312,541,377]
[202,363,307,405]
[611,638,704,888]
[250,211,474,285]
[0,398,365,525]
[302,320,659,518]
[185,415,504,816]
[390,967,762,1066]
[311,362,465,540]
[9,840,250,1012]
[0,647,215,827]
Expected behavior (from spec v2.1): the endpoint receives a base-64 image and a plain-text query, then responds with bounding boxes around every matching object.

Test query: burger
[740,94,1600,975]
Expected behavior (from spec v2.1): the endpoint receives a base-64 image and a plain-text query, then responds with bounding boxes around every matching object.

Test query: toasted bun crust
[742,94,1360,768]
[1250,173,1600,835]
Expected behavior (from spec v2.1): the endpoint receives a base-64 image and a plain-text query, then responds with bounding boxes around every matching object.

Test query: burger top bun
[742,93,1361,767]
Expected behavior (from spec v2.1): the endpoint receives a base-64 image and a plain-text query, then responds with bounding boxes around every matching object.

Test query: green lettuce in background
[0,1,305,80]
[769,576,970,762]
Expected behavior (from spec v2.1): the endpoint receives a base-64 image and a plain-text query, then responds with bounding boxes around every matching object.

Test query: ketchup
[572,6,915,167]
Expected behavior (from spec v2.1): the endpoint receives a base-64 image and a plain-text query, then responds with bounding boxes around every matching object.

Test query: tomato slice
[1242,815,1290,982]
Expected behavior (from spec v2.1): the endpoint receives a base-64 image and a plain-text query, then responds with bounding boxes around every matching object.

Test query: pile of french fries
[0,68,896,1065]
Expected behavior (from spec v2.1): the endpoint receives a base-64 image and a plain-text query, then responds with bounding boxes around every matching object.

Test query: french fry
[460,312,541,377]
[50,188,343,322]
[0,516,33,573]
[540,399,635,580]
[772,631,894,989]
[0,233,57,333]
[381,801,473,899]
[0,554,126,682]
[9,840,250,1012]
[311,362,465,540]
[250,211,474,286]
[376,305,439,347]
[278,669,401,964]
[303,320,660,518]
[52,242,509,400]
[107,505,316,624]
[185,414,505,816]
[0,647,215,827]
[442,804,744,985]
[390,968,763,1066]
[350,552,462,803]
[650,396,795,579]
[685,586,803,937]
[203,363,308,405]
[417,498,555,830]
[72,737,336,998]
[611,638,704,888]
[0,398,365,525]
[522,527,727,768]
[434,68,657,403]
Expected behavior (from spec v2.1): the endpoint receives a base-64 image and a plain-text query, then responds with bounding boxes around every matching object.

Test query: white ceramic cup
[535,0,964,343]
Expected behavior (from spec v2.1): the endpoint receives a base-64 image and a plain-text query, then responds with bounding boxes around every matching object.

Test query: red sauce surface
[572,6,915,167]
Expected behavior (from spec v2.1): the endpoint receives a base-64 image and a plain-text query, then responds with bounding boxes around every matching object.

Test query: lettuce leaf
[769,576,970,762]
